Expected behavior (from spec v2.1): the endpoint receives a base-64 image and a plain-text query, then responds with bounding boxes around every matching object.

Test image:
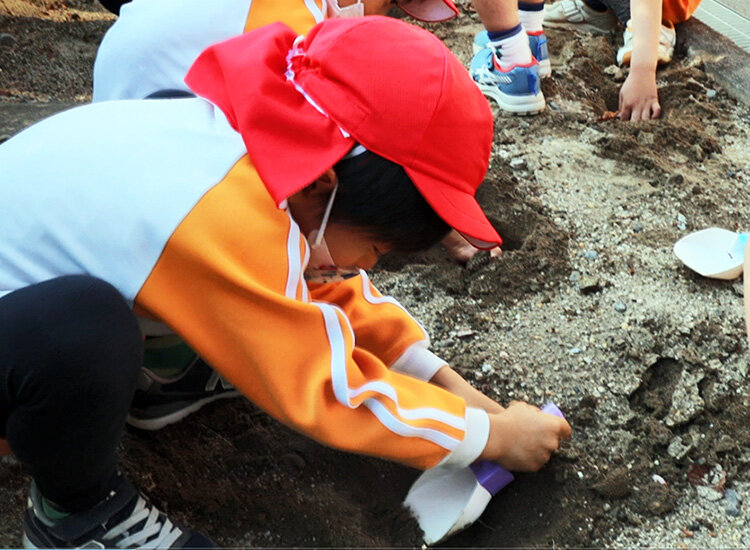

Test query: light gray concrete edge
[678,18,750,108]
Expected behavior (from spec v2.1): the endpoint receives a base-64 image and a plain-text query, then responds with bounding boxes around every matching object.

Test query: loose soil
[1,0,749,547]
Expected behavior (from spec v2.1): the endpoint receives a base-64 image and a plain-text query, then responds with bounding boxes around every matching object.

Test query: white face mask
[327,0,365,18]
[305,184,359,283]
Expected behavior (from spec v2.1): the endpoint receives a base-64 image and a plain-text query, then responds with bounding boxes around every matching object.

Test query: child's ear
[307,168,338,195]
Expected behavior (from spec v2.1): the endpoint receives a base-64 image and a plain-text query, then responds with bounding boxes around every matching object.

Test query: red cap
[185,17,501,248]
[398,0,459,22]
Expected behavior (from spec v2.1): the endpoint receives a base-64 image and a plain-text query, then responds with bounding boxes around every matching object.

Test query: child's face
[322,223,393,271]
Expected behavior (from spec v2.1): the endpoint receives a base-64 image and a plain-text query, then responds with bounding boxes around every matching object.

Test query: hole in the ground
[488,216,525,251]
[629,358,683,419]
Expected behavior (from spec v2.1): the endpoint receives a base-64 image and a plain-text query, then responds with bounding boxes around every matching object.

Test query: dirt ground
[1,0,750,547]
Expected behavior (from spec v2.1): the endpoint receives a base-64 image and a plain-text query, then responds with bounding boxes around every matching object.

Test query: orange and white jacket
[93,0,325,101]
[0,97,489,470]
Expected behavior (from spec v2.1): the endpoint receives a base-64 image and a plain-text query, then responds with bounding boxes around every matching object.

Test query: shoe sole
[543,20,615,34]
[22,533,37,549]
[476,83,546,115]
[127,390,241,431]
[471,44,552,78]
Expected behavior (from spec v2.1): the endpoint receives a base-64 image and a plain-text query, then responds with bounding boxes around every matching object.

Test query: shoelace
[103,497,183,548]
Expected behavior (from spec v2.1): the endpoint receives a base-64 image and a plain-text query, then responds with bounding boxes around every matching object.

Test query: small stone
[583,250,599,260]
[706,89,717,99]
[724,489,742,517]
[579,277,602,294]
[603,64,625,81]
[510,157,527,170]
[569,271,581,282]
[652,474,667,485]
[667,173,684,186]
[676,213,687,231]
[633,222,644,232]
[0,33,16,47]
[613,302,627,313]
[591,468,632,499]
[667,436,692,460]
[548,101,561,111]
[569,347,583,355]
[481,362,495,374]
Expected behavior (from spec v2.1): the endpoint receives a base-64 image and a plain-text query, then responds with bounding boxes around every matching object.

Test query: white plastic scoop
[404,403,564,545]
[673,228,748,280]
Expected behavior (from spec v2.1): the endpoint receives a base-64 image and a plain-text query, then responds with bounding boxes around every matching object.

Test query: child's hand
[619,68,661,121]
[480,401,572,471]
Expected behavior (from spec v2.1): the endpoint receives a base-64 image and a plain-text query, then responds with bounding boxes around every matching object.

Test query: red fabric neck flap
[185,22,354,204]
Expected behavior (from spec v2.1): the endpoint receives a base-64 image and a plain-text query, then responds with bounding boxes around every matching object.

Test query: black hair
[331,151,450,253]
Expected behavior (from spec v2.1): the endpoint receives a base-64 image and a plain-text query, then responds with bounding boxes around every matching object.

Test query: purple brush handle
[469,402,565,495]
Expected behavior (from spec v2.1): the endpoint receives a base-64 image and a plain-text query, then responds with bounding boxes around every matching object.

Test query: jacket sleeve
[134,156,488,470]
[308,274,448,381]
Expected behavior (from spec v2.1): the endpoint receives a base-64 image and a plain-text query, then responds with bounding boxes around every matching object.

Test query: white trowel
[404,403,564,545]
[673,228,748,280]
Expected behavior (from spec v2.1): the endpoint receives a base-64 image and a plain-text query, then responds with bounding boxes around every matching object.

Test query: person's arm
[309,274,505,415]
[430,365,505,414]
[135,156,488,470]
[619,0,662,121]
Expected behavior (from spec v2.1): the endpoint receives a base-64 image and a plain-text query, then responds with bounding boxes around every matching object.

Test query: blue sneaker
[473,30,552,78]
[469,47,545,115]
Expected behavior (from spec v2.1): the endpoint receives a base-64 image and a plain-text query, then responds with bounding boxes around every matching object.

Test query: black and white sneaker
[128,356,240,431]
[24,476,216,549]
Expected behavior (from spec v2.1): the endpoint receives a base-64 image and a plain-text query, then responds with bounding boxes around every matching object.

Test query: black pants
[0,276,143,512]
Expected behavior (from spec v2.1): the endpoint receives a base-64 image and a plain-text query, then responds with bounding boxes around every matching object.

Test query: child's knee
[3,276,142,388]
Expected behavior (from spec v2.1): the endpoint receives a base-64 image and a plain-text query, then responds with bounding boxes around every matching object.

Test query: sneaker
[543,0,618,34]
[617,20,676,66]
[469,47,545,115]
[473,30,551,78]
[128,353,240,431]
[24,476,216,548]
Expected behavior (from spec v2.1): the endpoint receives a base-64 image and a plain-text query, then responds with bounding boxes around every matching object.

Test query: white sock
[490,28,532,70]
[518,6,545,33]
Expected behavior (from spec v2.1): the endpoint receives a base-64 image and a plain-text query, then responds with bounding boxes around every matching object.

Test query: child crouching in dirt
[544,0,702,120]
[91,0,502,429]
[0,17,571,548]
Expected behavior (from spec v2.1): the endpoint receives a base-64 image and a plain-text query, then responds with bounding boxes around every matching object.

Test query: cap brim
[398,0,459,22]
[405,168,502,250]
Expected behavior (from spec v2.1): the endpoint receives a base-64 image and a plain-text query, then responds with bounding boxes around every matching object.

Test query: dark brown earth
[2,0,750,547]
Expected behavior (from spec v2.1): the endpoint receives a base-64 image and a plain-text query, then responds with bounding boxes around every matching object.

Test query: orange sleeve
[662,0,702,23]
[134,155,487,470]
[244,0,322,34]
[309,275,449,380]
